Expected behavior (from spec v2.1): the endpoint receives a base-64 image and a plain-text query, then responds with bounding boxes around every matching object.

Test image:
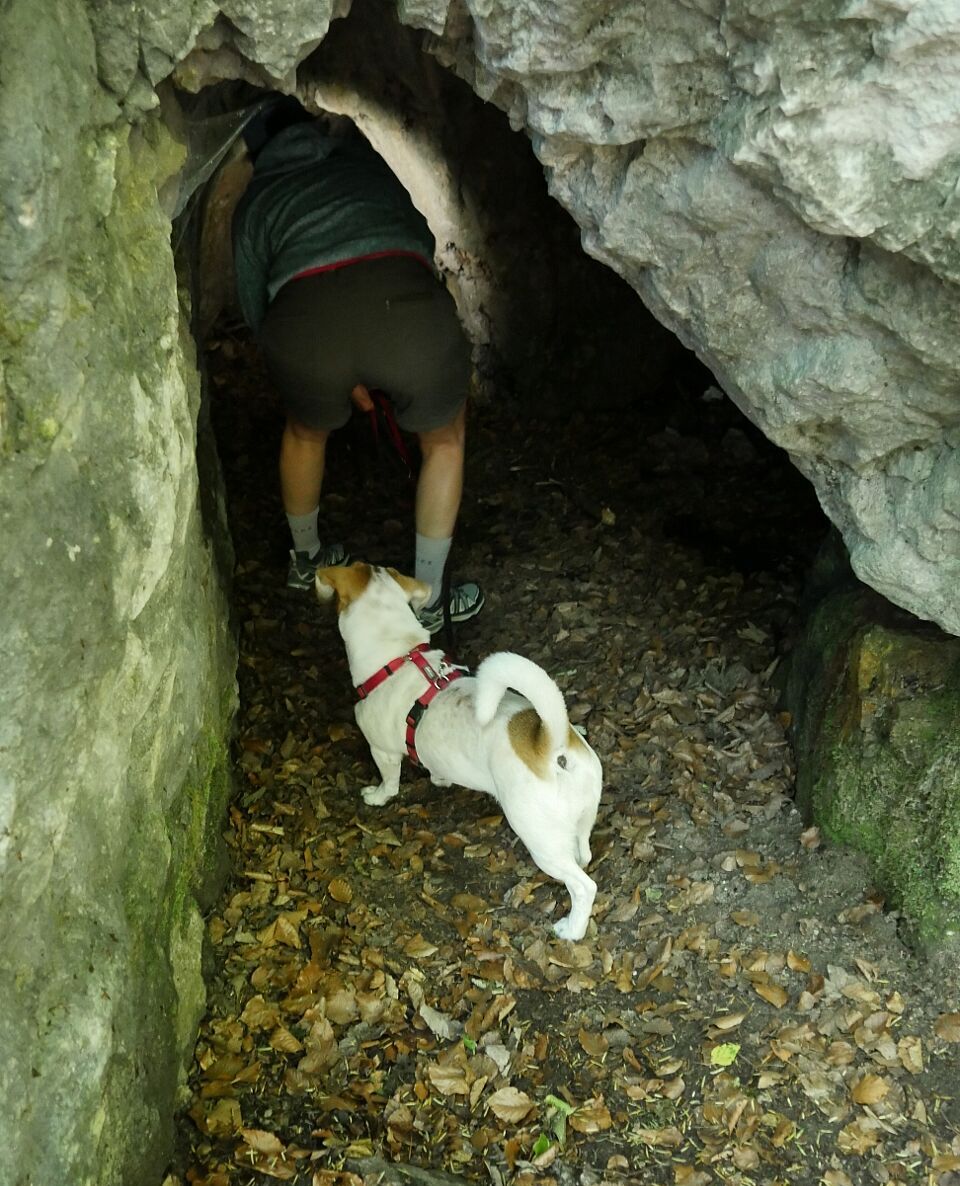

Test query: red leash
[367,389,415,481]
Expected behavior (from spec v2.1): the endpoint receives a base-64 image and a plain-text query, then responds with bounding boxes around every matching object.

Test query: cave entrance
[170,18,832,1178]
[176,57,826,597]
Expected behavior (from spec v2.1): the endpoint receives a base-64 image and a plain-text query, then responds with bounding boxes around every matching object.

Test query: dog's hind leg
[575,804,599,868]
[526,848,597,941]
[361,746,402,807]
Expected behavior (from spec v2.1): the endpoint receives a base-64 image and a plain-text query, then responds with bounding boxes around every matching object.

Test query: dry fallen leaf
[451,892,488,913]
[419,1003,461,1040]
[240,995,280,1031]
[821,1171,854,1186]
[240,1128,285,1155]
[427,1061,470,1097]
[897,1035,923,1074]
[934,1012,960,1042]
[403,934,439,958]
[206,1098,242,1136]
[631,1124,682,1147]
[754,981,789,1008]
[269,1026,303,1054]
[851,1074,889,1106]
[578,1028,609,1057]
[711,1012,746,1032]
[548,942,594,969]
[569,1097,613,1134]
[258,912,304,950]
[674,1166,711,1186]
[837,1116,881,1155]
[487,1086,535,1123]
[325,987,359,1025]
[233,1151,296,1181]
[297,1018,338,1074]
[328,877,352,903]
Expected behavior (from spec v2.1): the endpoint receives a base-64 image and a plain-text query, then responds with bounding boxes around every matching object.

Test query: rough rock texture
[0,1,236,1183]
[784,544,960,950]
[416,0,960,636]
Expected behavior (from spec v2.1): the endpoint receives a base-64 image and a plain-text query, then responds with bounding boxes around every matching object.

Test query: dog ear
[387,568,432,610]
[315,562,371,611]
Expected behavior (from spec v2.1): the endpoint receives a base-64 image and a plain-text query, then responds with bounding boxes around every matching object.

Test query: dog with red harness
[315,562,603,940]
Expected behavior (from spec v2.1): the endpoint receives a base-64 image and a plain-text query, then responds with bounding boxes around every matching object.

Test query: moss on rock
[786,581,960,949]
[0,2,237,1180]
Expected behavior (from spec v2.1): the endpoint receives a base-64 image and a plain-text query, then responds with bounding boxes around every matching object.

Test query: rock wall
[0,1,236,1183]
[785,541,960,951]
[417,0,960,636]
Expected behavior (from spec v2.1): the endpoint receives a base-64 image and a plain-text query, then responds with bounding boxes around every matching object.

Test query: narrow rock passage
[176,336,960,1186]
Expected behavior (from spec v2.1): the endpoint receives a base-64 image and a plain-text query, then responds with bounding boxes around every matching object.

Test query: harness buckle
[407,652,457,692]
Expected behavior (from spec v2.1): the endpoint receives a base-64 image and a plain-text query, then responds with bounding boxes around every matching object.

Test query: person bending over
[231,100,483,634]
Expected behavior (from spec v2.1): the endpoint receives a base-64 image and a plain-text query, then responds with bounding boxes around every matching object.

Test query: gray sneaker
[286,543,349,590]
[417,581,485,635]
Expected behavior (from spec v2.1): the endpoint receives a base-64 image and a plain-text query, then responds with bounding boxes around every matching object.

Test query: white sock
[287,508,321,555]
[415,534,452,606]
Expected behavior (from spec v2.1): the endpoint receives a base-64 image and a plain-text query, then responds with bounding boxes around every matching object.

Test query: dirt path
[174,338,960,1186]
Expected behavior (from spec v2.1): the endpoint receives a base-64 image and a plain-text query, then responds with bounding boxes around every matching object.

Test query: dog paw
[361,784,398,807]
[552,915,587,942]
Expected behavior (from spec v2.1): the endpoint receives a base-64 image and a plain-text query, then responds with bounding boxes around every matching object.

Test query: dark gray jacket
[232,124,436,333]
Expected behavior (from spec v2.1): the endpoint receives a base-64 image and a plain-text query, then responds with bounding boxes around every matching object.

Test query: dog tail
[474,651,570,752]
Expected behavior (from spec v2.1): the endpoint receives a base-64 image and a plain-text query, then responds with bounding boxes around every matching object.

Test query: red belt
[291,249,433,283]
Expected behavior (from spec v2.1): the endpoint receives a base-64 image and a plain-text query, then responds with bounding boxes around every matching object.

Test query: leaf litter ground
[173,335,960,1186]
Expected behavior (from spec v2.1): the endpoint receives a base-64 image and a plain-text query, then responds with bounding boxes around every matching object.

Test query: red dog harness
[355,643,468,767]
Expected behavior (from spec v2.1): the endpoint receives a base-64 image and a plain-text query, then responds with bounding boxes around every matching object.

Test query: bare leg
[280,418,329,516]
[415,403,466,539]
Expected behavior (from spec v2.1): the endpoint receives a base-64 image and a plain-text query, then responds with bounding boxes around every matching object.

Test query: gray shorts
[260,255,471,433]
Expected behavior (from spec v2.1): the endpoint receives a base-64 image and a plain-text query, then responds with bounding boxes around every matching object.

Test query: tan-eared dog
[315,563,603,940]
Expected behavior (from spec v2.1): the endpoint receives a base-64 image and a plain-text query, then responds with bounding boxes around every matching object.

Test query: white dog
[315,562,603,940]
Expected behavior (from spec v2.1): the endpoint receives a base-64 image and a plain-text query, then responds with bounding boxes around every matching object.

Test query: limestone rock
[0,4,236,1183]
[419,1,960,635]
